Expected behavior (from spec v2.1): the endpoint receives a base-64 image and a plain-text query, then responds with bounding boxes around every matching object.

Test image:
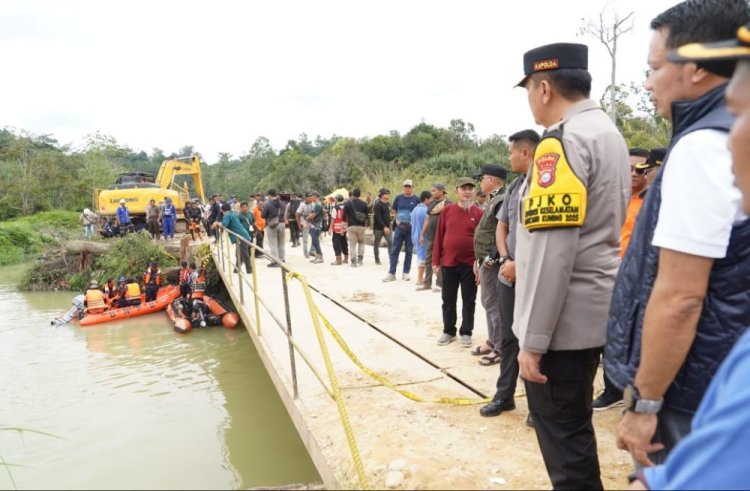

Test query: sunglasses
[631,167,648,175]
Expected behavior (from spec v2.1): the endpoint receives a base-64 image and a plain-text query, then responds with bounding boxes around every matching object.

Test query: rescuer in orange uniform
[143,261,163,303]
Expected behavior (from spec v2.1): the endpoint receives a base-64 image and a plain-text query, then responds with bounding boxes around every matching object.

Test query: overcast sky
[1,0,677,163]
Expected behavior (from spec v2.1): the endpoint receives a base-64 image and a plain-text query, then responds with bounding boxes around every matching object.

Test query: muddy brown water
[0,263,319,489]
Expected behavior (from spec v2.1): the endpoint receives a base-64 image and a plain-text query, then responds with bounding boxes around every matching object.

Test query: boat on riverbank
[78,285,180,326]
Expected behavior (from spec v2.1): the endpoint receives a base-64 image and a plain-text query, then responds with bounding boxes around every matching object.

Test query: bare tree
[579,6,634,123]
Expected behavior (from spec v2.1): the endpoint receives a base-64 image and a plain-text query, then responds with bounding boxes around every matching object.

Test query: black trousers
[494,280,519,401]
[289,221,300,244]
[441,264,477,336]
[236,241,252,273]
[254,231,264,257]
[525,348,603,490]
[145,285,159,303]
[332,233,348,257]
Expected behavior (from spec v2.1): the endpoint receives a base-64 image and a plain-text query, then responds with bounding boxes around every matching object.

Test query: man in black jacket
[344,188,369,267]
[372,188,392,266]
[261,189,286,267]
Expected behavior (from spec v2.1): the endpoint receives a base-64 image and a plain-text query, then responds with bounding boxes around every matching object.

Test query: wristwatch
[623,384,663,414]
[498,256,509,266]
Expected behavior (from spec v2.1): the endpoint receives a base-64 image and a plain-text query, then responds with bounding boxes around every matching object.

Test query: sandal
[471,344,493,357]
[479,352,501,366]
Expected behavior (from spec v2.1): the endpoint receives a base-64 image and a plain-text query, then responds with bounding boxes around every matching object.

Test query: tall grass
[0,211,80,266]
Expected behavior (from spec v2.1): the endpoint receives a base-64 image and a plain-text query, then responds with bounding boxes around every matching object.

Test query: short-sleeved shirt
[296,202,311,227]
[392,194,420,224]
[308,202,324,228]
[496,175,525,259]
[344,198,369,226]
[652,129,745,258]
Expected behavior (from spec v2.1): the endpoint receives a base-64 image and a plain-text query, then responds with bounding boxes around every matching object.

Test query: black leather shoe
[479,398,516,417]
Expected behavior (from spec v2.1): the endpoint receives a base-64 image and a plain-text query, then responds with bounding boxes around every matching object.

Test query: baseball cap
[403,179,413,187]
[432,183,446,192]
[378,187,390,196]
[119,276,127,283]
[335,194,344,201]
[456,177,476,188]
[516,43,589,88]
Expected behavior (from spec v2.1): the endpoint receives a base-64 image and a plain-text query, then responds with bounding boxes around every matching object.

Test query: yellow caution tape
[286,271,370,490]
[286,272,492,406]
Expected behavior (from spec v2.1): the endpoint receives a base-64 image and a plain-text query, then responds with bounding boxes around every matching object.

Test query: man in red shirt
[433,178,484,347]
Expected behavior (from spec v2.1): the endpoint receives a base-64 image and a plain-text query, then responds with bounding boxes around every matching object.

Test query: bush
[89,233,176,286]
[0,211,81,266]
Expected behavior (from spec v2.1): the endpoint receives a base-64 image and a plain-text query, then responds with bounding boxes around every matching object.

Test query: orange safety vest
[179,268,192,285]
[192,274,206,299]
[85,289,107,313]
[126,282,141,301]
[143,269,162,287]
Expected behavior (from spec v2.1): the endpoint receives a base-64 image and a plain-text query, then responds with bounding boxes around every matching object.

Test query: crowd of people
[73,0,750,487]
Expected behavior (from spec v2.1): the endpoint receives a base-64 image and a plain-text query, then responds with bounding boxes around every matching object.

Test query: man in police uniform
[472,164,507,364]
[513,43,630,489]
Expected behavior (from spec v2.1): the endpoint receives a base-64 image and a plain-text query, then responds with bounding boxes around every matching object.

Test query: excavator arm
[155,155,207,204]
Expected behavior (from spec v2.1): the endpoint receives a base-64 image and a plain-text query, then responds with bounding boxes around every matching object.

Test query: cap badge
[533,59,560,71]
[536,153,559,188]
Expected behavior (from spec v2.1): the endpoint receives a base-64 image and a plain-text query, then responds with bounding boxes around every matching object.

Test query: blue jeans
[310,227,322,255]
[388,224,413,275]
[84,223,95,240]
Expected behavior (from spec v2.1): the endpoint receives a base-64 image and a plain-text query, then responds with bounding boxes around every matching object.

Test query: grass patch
[0,211,80,266]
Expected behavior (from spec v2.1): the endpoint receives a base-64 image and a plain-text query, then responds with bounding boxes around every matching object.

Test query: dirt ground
[220,232,633,490]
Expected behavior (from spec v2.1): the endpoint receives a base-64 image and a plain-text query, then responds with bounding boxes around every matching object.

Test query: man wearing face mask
[433,178,483,348]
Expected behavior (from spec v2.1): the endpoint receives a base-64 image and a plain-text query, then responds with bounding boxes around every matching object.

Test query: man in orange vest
[143,261,162,303]
[83,280,108,314]
[620,148,652,258]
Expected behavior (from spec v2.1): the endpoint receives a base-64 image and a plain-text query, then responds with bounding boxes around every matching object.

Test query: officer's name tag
[523,193,582,226]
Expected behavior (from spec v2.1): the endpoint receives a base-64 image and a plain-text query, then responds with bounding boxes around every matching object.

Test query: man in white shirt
[605,0,750,468]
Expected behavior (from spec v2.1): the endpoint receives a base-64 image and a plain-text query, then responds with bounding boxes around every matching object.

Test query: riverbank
[0,211,80,266]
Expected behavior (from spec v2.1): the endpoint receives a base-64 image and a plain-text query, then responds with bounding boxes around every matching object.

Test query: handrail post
[251,241,262,336]
[237,238,244,304]
[281,268,299,399]
[218,225,226,272]
[224,230,233,288]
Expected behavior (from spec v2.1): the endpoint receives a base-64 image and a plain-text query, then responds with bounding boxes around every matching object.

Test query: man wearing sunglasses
[620,148,652,258]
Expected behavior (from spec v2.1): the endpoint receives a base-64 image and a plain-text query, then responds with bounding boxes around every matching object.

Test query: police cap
[474,164,508,181]
[516,43,589,88]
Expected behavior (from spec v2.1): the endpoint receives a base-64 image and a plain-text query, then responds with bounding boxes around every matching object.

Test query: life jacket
[143,269,162,287]
[192,274,206,299]
[179,268,192,285]
[126,282,141,301]
[332,204,346,234]
[85,288,107,313]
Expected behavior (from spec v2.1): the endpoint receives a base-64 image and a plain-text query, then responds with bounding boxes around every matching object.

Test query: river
[0,263,320,490]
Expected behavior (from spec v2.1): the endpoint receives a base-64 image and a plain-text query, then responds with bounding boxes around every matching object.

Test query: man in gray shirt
[480,130,539,419]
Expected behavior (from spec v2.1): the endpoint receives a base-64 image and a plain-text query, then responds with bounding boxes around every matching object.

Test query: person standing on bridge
[470,163,507,366]
[383,179,420,282]
[262,189,286,268]
[433,178,483,348]
[513,42,629,489]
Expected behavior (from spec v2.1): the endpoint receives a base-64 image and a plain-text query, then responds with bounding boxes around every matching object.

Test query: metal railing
[212,224,368,489]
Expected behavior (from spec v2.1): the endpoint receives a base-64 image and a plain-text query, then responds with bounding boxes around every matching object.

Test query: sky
[0,0,678,163]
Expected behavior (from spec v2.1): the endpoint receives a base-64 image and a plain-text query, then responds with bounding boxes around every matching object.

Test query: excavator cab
[111,172,159,189]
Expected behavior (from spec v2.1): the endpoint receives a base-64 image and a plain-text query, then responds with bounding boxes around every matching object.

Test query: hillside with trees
[0,86,668,220]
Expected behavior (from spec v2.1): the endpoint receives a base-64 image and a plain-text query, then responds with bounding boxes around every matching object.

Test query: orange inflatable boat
[167,296,240,334]
[79,285,180,326]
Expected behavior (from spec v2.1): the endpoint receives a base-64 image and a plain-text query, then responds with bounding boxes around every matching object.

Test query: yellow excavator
[95,155,206,231]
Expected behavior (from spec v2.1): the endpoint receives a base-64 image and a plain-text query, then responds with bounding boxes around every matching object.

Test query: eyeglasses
[631,167,648,175]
